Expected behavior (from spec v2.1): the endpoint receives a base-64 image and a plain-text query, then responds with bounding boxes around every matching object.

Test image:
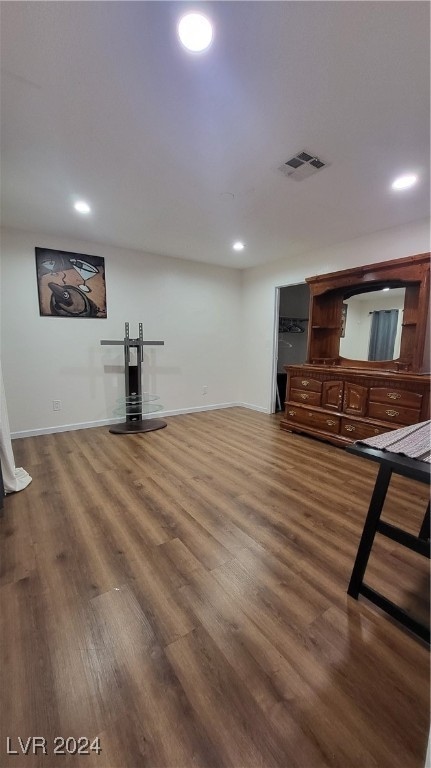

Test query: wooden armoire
[280,253,430,446]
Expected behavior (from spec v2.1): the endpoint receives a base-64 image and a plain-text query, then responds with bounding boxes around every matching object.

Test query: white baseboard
[11,401,253,439]
[237,402,270,414]
[11,417,125,439]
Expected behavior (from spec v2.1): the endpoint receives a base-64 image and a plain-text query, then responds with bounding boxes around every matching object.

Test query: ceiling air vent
[280,150,327,181]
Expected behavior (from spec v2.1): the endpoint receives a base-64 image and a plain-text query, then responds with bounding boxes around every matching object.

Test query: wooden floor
[0,407,429,768]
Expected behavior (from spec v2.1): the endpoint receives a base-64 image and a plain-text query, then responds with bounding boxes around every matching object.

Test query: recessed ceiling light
[74,200,91,214]
[233,241,245,251]
[382,287,390,292]
[391,174,418,191]
[178,13,213,52]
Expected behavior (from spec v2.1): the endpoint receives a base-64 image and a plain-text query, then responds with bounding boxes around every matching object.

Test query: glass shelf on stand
[110,393,167,434]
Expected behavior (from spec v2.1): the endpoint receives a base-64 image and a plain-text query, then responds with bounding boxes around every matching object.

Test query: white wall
[240,218,430,411]
[339,299,366,359]
[0,228,242,435]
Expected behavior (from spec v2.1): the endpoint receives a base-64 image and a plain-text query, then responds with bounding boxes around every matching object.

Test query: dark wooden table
[346,443,430,643]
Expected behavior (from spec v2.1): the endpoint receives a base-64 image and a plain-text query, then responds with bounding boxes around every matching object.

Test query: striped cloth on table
[356,420,431,464]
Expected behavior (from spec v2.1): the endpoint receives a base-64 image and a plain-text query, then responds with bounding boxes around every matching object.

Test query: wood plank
[90,586,221,768]
[0,499,35,587]
[166,625,294,768]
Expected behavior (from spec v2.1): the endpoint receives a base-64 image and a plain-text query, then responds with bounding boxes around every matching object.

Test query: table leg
[348,464,392,599]
[419,502,430,541]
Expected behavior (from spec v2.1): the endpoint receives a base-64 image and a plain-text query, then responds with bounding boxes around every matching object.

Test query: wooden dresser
[280,252,430,446]
[281,365,430,446]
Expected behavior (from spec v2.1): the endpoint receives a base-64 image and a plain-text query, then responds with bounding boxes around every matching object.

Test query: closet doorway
[273,282,310,412]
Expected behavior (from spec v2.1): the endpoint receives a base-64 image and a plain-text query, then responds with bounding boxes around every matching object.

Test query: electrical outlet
[202,385,208,395]
[52,400,62,411]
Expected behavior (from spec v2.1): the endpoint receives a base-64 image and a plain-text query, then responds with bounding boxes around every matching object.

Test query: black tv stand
[101,322,167,434]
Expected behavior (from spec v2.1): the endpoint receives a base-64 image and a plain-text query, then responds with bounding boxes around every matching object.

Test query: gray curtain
[368,309,399,361]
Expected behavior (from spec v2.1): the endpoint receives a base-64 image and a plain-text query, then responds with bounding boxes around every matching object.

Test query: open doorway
[273,282,310,412]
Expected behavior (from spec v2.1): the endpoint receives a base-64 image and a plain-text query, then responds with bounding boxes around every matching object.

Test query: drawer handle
[345,425,355,432]
[288,410,296,416]
[326,419,336,426]
[300,393,309,400]
[302,380,310,386]
[387,392,401,400]
[374,429,380,434]
[308,412,314,417]
[386,409,399,417]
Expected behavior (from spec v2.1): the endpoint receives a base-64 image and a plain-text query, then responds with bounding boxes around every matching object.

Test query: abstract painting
[35,248,107,318]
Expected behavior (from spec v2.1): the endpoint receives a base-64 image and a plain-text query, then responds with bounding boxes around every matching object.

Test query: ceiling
[1,2,429,269]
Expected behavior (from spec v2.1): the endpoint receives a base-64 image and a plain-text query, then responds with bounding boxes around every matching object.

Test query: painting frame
[35,247,107,318]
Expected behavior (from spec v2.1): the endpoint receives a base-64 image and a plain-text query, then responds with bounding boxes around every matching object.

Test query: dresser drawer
[289,376,322,393]
[290,389,321,406]
[285,405,340,433]
[367,402,420,426]
[369,387,423,410]
[340,419,392,441]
